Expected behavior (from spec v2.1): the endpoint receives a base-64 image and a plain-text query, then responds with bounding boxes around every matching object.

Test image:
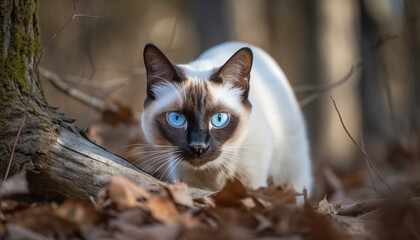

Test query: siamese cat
[139,42,313,196]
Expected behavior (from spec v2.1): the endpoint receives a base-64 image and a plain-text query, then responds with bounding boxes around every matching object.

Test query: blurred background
[38,0,419,200]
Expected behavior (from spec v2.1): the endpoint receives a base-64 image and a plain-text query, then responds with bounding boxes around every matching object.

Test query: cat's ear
[143,44,182,99]
[214,47,253,97]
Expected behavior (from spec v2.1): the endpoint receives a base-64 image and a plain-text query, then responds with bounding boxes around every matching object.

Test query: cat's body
[140,42,312,195]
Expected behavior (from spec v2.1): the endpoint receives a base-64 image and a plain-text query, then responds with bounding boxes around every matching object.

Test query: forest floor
[0,132,419,240]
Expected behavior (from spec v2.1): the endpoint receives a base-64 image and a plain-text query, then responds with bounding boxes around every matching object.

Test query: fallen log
[25,127,211,200]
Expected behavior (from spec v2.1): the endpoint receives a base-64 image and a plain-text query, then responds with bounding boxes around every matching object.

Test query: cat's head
[141,44,253,168]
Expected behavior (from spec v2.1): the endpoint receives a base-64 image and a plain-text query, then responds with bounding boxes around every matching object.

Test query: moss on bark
[0,0,56,177]
[0,0,42,134]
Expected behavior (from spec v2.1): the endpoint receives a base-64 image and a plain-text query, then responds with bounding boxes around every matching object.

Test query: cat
[139,42,313,196]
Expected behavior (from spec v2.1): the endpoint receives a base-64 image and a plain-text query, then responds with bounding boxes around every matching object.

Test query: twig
[378,63,396,134]
[330,96,392,194]
[297,35,398,108]
[337,197,420,216]
[4,0,98,181]
[359,132,379,195]
[295,61,363,93]
[323,166,345,199]
[48,71,128,91]
[40,68,118,113]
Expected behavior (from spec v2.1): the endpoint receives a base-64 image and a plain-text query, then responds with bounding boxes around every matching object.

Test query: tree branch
[330,96,392,194]
[296,35,398,108]
[40,68,118,113]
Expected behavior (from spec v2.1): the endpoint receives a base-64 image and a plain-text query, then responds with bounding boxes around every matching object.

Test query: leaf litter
[0,170,420,239]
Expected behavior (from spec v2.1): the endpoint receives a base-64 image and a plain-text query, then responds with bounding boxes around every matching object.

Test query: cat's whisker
[220,156,251,186]
[125,149,176,159]
[224,149,254,160]
[214,160,230,181]
[151,156,175,178]
[129,150,175,163]
[159,155,182,180]
[125,143,170,147]
[141,152,181,174]
[222,145,259,153]
[167,155,183,180]
[138,151,182,168]
[124,143,178,149]
[148,151,182,172]
[134,151,175,167]
[220,152,250,165]
[220,152,253,174]
[223,149,258,156]
[220,161,235,180]
[141,158,168,172]
[128,149,177,156]
[137,155,171,170]
[156,161,171,180]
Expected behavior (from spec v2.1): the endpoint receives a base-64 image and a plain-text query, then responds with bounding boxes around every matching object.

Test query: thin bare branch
[330,96,392,194]
[295,62,362,93]
[359,134,379,196]
[323,166,345,199]
[297,35,398,108]
[41,68,118,113]
[337,197,420,216]
[50,71,128,91]
[4,0,98,181]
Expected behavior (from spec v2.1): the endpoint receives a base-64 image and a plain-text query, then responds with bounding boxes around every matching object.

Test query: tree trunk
[0,0,210,200]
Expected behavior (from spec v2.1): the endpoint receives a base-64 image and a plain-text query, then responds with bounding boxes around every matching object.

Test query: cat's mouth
[187,158,210,167]
[180,147,221,167]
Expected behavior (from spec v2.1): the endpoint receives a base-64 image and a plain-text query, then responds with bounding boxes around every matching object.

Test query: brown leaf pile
[1,172,419,239]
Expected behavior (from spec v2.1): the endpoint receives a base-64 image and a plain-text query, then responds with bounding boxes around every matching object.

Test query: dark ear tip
[239,47,253,56]
[144,43,157,54]
[237,47,253,63]
[241,48,253,68]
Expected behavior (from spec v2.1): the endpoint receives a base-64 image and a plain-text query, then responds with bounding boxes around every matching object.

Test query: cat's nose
[188,142,209,156]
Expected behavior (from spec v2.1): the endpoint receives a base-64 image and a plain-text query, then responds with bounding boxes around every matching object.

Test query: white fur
[143,42,313,196]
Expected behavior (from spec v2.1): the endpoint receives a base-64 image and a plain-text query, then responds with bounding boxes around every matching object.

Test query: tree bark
[0,0,210,200]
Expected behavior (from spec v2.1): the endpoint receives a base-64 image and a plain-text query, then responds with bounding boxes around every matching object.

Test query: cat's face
[141,44,253,168]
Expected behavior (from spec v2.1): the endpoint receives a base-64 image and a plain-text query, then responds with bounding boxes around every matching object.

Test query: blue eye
[167,111,186,127]
[211,113,230,128]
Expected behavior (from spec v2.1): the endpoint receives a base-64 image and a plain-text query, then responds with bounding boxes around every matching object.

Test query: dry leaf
[111,222,182,240]
[194,197,215,208]
[304,203,345,240]
[54,200,105,230]
[318,195,339,214]
[241,197,256,209]
[212,179,248,207]
[146,196,198,228]
[165,180,194,207]
[114,208,147,226]
[106,175,151,210]
[249,183,298,207]
[7,204,78,236]
[0,170,28,199]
